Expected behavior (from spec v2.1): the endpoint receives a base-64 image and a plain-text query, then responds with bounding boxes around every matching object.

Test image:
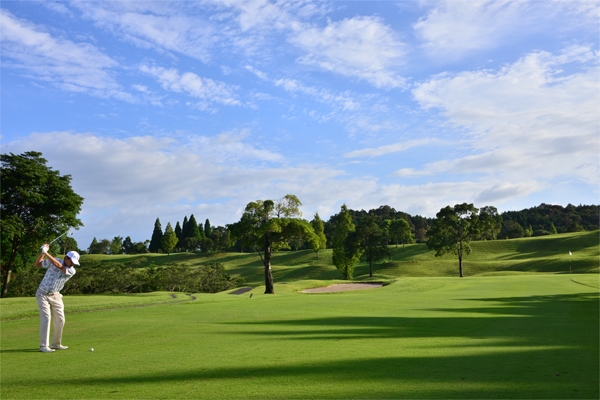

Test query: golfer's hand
[40,244,49,254]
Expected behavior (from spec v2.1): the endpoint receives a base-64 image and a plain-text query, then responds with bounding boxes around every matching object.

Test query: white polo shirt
[38,259,76,294]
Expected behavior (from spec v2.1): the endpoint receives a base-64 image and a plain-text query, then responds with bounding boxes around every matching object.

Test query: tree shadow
[16,292,598,399]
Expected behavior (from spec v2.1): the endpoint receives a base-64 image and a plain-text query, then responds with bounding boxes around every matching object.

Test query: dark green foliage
[332,204,360,279]
[89,237,111,254]
[182,214,202,251]
[7,261,244,296]
[499,220,525,239]
[1,151,83,297]
[501,203,599,233]
[122,236,148,254]
[352,214,391,277]
[149,218,163,253]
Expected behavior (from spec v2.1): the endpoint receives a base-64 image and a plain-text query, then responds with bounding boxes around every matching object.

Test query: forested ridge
[86,202,598,255]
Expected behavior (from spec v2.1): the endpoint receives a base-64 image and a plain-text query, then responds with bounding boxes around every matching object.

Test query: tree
[58,235,79,256]
[149,218,163,253]
[174,221,183,250]
[310,213,327,259]
[1,151,84,297]
[389,218,414,250]
[500,220,524,239]
[122,236,134,254]
[182,214,202,251]
[479,206,502,240]
[96,239,111,254]
[110,236,124,255]
[88,237,100,254]
[427,203,479,278]
[210,226,230,253]
[161,223,178,255]
[353,215,391,277]
[236,194,317,294]
[204,219,212,238]
[332,205,361,280]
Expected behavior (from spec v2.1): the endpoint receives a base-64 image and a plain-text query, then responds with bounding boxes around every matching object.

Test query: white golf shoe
[51,344,68,350]
[39,347,55,353]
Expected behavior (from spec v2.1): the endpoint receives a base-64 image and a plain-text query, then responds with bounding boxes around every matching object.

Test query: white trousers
[35,290,66,348]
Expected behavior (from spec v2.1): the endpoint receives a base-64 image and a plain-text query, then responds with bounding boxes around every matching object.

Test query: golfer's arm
[45,253,65,271]
[34,253,45,268]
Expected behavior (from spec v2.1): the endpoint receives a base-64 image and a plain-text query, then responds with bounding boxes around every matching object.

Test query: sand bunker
[301,283,383,293]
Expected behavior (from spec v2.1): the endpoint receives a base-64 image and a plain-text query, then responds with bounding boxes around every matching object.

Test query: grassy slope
[0,274,597,399]
[2,231,596,398]
[84,230,600,285]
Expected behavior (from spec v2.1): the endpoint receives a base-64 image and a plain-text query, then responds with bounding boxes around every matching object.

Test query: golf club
[48,229,72,245]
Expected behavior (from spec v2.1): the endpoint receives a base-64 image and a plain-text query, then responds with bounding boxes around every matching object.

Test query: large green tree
[389,218,415,250]
[310,213,327,259]
[237,195,316,294]
[1,151,83,297]
[427,203,479,278]
[352,215,391,277]
[332,205,361,280]
[479,205,502,240]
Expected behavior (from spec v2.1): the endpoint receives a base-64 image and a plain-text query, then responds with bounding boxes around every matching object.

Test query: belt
[37,288,58,296]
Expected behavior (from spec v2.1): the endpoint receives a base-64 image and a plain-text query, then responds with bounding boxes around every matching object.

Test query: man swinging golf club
[34,243,79,353]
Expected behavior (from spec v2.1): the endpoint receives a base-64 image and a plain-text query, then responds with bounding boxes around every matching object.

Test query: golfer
[34,244,79,353]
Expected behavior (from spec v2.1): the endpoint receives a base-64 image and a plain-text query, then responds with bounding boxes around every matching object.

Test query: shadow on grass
[53,348,597,399]
[0,349,40,353]
[30,292,598,399]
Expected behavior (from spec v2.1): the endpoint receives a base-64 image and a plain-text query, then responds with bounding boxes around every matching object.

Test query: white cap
[66,251,80,265]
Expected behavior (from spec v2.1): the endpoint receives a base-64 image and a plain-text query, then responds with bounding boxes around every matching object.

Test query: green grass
[1,274,598,399]
[1,231,598,399]
[84,230,600,286]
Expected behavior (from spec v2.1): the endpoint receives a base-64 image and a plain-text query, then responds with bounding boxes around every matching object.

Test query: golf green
[1,274,598,399]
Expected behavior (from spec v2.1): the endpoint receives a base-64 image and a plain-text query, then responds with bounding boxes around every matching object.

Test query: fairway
[1,274,598,399]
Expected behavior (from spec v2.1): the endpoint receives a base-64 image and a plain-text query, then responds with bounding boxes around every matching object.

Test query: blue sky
[1,0,598,248]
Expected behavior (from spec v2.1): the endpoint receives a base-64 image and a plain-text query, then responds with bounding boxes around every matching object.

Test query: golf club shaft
[49,230,70,245]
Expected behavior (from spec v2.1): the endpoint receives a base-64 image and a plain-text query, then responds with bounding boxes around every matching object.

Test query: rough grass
[0,274,597,399]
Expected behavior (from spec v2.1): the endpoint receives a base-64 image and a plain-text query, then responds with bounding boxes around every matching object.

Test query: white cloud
[475,182,542,204]
[412,47,600,185]
[414,0,600,59]
[0,9,132,101]
[344,139,439,158]
[140,65,241,107]
[292,16,406,88]
[73,1,217,63]
[414,0,525,58]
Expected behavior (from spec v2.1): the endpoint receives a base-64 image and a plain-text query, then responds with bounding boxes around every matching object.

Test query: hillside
[84,230,599,286]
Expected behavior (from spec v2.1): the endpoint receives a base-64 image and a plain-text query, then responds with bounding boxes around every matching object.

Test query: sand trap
[301,283,383,293]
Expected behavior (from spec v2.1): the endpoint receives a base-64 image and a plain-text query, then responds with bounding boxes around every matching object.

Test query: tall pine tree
[149,218,163,253]
[174,221,183,250]
[182,214,202,251]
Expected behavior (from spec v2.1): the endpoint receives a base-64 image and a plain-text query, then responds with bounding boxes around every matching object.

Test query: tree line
[92,201,596,258]
[2,151,599,297]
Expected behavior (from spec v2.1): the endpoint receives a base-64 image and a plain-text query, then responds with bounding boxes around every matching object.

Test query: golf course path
[302,283,383,293]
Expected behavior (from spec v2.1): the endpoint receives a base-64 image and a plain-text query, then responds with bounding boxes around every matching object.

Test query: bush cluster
[6,262,244,297]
